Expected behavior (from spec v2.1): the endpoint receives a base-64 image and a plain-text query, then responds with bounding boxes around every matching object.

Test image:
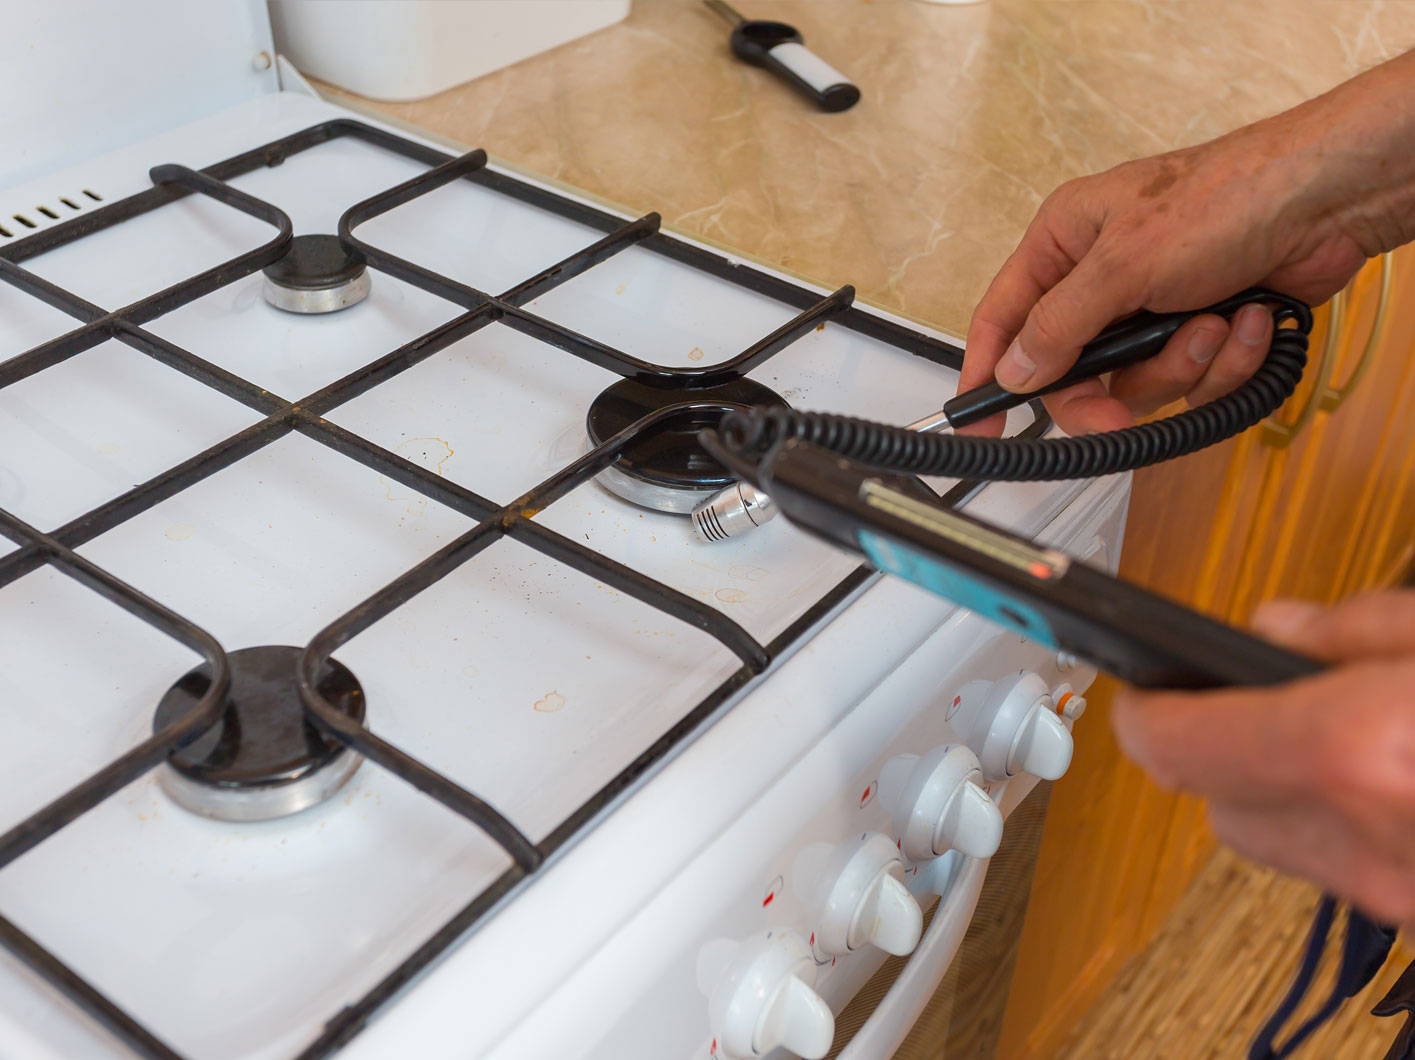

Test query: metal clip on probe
[694,288,1313,541]
[694,406,947,541]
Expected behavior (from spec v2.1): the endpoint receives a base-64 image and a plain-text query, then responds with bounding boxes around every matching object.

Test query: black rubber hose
[717,293,1313,482]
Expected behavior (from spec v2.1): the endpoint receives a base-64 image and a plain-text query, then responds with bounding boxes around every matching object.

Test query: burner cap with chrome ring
[152,645,365,822]
[261,234,371,314]
[585,376,788,514]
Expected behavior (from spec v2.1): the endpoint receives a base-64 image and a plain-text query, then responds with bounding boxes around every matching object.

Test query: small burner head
[585,376,788,514]
[153,645,365,822]
[261,234,371,314]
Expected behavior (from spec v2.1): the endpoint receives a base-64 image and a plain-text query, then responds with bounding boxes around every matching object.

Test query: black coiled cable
[717,297,1313,482]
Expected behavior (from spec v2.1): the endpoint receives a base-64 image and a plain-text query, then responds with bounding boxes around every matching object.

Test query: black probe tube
[718,290,1313,482]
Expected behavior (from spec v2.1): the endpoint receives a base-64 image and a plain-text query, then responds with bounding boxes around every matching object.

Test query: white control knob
[814,832,923,957]
[1010,703,1073,779]
[879,744,1003,860]
[706,931,834,1059]
[966,672,1074,781]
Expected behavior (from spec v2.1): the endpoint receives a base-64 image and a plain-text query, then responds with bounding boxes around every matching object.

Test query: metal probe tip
[704,0,744,26]
[692,481,778,542]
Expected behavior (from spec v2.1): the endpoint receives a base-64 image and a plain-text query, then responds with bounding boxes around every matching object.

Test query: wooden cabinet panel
[1337,254,1415,595]
[998,251,1415,1060]
[1228,253,1415,616]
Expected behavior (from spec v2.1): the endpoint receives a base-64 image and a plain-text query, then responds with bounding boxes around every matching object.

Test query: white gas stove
[0,6,1129,1060]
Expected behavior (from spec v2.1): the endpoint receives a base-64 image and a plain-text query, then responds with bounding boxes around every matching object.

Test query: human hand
[958,112,1379,436]
[1112,591,1415,929]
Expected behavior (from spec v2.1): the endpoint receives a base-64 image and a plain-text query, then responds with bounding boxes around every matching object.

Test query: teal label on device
[858,530,1059,646]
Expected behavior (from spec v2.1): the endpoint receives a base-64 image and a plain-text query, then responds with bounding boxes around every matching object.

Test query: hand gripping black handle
[943,288,1289,429]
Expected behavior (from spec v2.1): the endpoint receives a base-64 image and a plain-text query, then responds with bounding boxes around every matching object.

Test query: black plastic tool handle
[706,0,861,112]
[943,288,1285,429]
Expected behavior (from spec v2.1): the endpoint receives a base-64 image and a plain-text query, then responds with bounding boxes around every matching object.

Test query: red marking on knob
[953,695,962,707]
[710,1038,717,1056]
[859,781,876,808]
[809,932,815,946]
[761,874,783,909]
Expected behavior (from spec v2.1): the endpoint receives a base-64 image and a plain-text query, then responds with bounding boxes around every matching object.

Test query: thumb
[996,250,1144,393]
[1252,591,1415,662]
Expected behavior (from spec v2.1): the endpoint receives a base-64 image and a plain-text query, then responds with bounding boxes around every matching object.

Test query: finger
[1209,802,1359,897]
[1041,378,1133,435]
[1210,801,1415,926]
[1254,590,1415,662]
[1000,246,1146,394]
[1107,314,1230,417]
[960,230,1079,437]
[1184,303,1272,408]
[1110,675,1337,804]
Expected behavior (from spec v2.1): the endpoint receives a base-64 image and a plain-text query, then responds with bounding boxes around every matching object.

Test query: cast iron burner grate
[0,117,1048,1060]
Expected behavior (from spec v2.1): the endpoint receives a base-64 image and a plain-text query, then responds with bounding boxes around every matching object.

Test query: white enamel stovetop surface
[0,93,1077,1060]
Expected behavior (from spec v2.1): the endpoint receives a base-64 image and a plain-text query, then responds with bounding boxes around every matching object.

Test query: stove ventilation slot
[0,187,103,241]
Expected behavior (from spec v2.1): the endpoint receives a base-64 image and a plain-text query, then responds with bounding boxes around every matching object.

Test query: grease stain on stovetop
[728,565,768,582]
[534,691,567,713]
[164,523,196,542]
[380,436,454,519]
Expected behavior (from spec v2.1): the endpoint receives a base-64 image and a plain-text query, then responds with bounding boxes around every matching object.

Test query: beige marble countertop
[323,0,1415,338]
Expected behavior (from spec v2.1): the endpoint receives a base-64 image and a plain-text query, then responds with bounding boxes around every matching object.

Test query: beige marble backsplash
[320,0,1415,337]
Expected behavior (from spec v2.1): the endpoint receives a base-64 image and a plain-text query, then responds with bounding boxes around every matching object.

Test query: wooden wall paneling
[1353,413,1415,592]
[1256,278,1378,604]
[1337,249,1415,594]
[1262,258,1410,604]
[1315,257,1404,596]
[1223,297,1342,616]
[1136,792,1218,943]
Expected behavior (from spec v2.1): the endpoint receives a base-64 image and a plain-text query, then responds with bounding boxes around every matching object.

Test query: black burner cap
[263,234,366,291]
[586,376,789,493]
[154,645,364,789]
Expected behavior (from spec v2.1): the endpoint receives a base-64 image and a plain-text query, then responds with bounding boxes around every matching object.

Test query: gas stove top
[0,85,1095,1060]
